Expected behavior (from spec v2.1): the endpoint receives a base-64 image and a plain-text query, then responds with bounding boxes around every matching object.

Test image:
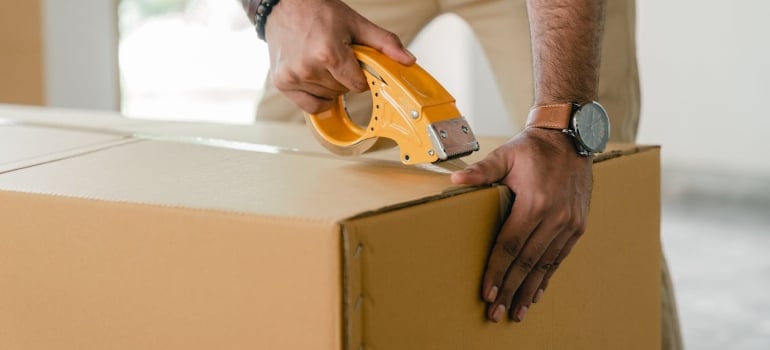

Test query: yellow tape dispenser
[305,45,480,165]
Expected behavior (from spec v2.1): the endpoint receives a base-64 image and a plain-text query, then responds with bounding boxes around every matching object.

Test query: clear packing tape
[0,118,466,174]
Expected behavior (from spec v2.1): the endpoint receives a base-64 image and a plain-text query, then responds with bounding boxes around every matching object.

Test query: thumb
[450,153,510,186]
[352,19,416,65]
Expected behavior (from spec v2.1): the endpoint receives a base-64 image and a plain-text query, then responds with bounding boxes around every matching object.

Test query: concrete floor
[661,168,770,349]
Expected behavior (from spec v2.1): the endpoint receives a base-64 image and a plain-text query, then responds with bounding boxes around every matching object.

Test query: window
[118,0,269,124]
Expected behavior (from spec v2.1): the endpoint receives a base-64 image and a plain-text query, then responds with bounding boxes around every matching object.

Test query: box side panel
[345,149,661,349]
[0,191,342,350]
[582,147,662,346]
[342,187,511,349]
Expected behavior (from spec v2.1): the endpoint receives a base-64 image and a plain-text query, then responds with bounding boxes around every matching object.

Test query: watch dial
[574,102,610,152]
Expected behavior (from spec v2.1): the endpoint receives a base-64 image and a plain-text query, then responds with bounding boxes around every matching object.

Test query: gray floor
[661,168,770,349]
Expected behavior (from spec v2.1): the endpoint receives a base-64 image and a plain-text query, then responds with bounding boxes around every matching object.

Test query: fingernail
[485,286,498,302]
[516,305,529,322]
[454,168,472,175]
[405,49,416,60]
[533,289,544,303]
[491,304,506,323]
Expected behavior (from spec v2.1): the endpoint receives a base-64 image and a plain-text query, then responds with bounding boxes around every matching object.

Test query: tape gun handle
[350,45,456,108]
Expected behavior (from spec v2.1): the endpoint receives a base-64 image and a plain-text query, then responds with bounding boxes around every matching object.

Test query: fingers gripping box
[0,105,660,349]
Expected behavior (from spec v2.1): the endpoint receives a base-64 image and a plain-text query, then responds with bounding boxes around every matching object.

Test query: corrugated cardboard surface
[0,124,132,173]
[0,106,660,349]
[343,149,660,350]
[1,190,342,349]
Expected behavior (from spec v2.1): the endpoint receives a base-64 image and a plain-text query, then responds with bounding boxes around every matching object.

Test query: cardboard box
[0,104,661,349]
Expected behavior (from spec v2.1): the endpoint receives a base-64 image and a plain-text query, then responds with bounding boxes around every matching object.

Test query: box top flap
[0,105,655,222]
[0,122,132,173]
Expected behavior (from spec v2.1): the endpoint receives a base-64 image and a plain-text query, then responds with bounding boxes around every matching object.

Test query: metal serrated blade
[427,117,479,161]
[415,158,470,174]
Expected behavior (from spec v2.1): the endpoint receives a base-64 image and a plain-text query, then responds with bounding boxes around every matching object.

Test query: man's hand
[451,128,592,322]
[263,0,415,114]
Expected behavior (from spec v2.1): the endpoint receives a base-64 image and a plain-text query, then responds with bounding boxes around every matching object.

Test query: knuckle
[498,237,523,258]
[568,218,583,235]
[294,96,330,115]
[315,48,341,67]
[299,101,323,114]
[551,258,563,270]
[270,69,295,90]
[382,31,402,45]
[305,105,323,114]
[349,74,368,92]
[569,208,586,232]
[336,65,365,91]
[311,100,334,114]
[516,256,537,272]
[538,252,561,272]
[271,78,287,91]
[573,223,587,237]
[294,65,315,81]
[555,209,571,227]
[530,194,551,215]
[547,247,563,262]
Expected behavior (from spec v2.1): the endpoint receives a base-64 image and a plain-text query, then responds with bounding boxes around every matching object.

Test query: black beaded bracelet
[255,0,281,41]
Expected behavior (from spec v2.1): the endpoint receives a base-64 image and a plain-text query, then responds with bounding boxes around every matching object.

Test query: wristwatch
[525,102,610,156]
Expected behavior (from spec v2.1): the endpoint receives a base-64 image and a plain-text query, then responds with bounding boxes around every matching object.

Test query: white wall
[43,0,119,110]
[636,0,770,177]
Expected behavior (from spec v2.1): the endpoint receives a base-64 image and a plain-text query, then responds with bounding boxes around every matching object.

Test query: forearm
[527,0,606,105]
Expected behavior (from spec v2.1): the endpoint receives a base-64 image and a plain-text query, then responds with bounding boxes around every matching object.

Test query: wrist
[533,95,596,107]
[523,127,594,163]
[525,101,610,156]
[253,0,282,41]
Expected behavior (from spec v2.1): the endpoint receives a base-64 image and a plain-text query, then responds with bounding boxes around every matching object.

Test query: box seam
[0,138,140,174]
[594,145,658,163]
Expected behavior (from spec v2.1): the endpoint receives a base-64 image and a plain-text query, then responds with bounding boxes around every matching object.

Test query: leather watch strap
[525,103,574,130]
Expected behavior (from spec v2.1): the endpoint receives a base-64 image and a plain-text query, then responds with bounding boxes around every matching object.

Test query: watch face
[573,102,610,153]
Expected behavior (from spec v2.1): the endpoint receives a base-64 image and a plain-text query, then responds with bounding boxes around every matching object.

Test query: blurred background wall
[43,0,120,110]
[637,0,770,181]
[0,2,44,105]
